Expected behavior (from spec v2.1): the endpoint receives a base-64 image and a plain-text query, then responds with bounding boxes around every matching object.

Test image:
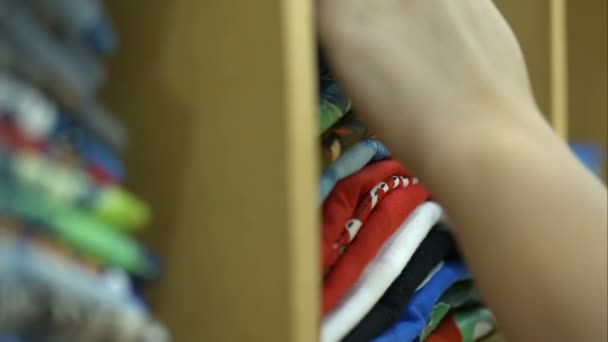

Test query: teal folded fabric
[361,139,391,162]
[319,139,390,203]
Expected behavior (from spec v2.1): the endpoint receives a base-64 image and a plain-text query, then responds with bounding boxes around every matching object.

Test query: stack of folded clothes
[0,0,168,340]
[318,54,496,342]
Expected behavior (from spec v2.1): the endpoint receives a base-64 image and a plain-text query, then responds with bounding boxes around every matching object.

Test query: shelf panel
[104,1,319,341]
[567,0,607,179]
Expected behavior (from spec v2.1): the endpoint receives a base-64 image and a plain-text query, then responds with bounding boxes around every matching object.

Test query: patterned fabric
[322,159,408,269]
[361,138,391,161]
[420,280,482,341]
[321,114,369,168]
[424,313,461,342]
[319,77,351,133]
[324,175,419,274]
[322,204,443,342]
[453,307,495,342]
[425,307,496,342]
[319,139,390,203]
[320,143,376,204]
[322,186,429,314]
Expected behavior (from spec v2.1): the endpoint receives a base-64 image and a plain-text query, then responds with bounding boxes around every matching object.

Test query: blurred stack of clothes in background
[318,55,497,342]
[0,0,169,340]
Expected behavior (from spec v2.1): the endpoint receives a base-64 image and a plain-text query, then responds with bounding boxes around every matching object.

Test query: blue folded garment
[373,261,470,342]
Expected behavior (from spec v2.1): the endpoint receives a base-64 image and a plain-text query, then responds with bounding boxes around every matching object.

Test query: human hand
[318,0,546,154]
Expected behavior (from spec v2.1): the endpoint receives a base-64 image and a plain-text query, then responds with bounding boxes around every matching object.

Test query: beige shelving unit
[103,1,318,341]
[102,1,606,341]
[567,1,607,180]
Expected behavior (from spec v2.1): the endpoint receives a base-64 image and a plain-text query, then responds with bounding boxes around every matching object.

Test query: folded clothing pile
[0,0,168,340]
[318,60,495,342]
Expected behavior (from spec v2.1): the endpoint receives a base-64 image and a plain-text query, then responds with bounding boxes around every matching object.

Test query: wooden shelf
[104,1,318,341]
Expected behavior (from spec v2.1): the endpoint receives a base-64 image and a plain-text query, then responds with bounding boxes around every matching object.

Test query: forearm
[386,106,607,341]
[317,1,607,338]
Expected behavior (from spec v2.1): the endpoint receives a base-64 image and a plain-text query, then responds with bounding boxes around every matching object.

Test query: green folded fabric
[319,77,351,133]
[455,306,496,342]
[420,280,482,341]
[0,182,157,278]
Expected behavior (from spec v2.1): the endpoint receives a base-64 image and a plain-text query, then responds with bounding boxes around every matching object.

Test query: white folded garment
[321,202,444,342]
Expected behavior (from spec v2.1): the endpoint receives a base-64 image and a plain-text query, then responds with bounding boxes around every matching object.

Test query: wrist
[399,101,557,179]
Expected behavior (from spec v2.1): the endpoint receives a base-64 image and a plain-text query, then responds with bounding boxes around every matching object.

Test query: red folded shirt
[322,159,409,267]
[322,182,429,313]
[426,313,462,342]
[324,174,420,273]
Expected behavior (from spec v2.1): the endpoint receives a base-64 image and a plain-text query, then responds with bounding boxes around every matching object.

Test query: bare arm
[318,1,607,341]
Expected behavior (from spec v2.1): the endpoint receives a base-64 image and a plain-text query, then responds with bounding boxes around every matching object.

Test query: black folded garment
[343,226,460,342]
